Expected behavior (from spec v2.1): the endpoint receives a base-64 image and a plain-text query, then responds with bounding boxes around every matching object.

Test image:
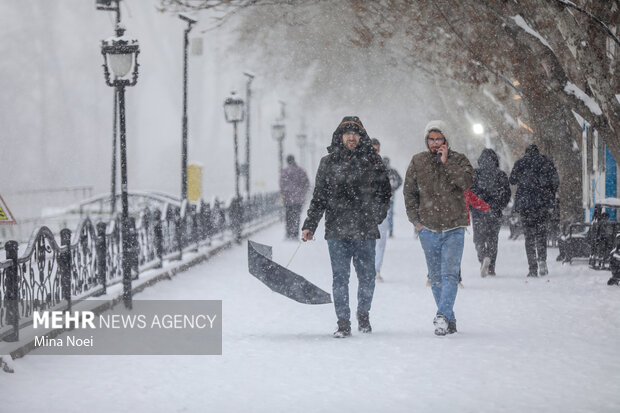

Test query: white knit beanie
[424,120,450,140]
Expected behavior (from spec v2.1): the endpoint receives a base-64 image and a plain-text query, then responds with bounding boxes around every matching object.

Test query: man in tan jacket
[403,120,473,336]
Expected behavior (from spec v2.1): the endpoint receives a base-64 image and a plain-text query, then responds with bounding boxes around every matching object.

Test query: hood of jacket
[525,144,540,157]
[478,148,500,169]
[328,116,375,157]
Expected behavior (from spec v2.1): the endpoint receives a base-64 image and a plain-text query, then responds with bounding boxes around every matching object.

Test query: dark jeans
[327,239,376,322]
[472,213,501,271]
[284,204,303,239]
[522,211,549,272]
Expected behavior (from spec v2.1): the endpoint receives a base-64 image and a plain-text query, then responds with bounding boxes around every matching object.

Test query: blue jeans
[418,227,465,322]
[327,239,377,322]
[387,201,395,233]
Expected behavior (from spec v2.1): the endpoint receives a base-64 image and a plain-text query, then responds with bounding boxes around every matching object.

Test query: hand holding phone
[437,144,448,163]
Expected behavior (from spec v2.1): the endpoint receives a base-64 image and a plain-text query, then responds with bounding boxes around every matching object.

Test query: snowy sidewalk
[1,202,619,412]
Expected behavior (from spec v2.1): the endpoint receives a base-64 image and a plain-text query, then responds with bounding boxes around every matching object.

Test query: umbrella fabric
[247,240,332,305]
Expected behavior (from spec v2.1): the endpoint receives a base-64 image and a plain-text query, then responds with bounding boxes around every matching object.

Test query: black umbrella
[247,240,332,305]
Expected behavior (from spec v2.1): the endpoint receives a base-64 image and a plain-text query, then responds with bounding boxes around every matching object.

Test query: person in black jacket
[509,144,559,277]
[301,116,392,338]
[470,149,511,277]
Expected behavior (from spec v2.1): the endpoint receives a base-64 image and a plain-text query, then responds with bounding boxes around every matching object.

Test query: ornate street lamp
[95,0,121,213]
[271,122,286,172]
[101,23,139,309]
[223,91,245,198]
[243,72,255,198]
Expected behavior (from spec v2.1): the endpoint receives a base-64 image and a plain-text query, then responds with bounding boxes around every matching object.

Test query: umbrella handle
[285,240,303,268]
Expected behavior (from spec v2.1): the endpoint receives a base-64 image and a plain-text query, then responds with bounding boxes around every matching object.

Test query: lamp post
[272,123,286,172]
[95,0,121,213]
[296,133,307,170]
[243,72,254,198]
[179,14,197,201]
[101,23,139,309]
[224,92,245,198]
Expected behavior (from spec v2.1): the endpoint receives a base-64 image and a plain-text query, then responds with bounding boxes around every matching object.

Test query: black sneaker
[488,269,496,276]
[527,271,538,278]
[333,319,351,338]
[447,321,457,334]
[357,312,372,333]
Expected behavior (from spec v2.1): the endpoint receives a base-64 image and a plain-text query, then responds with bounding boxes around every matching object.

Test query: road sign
[0,194,16,224]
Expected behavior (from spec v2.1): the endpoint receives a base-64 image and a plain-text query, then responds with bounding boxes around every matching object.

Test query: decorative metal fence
[0,192,282,342]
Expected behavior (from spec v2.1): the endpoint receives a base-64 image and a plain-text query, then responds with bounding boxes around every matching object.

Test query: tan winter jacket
[403,149,474,232]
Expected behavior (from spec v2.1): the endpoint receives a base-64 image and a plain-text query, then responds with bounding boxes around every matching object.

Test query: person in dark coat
[279,155,310,240]
[384,157,403,238]
[509,144,559,277]
[301,116,392,338]
[470,148,511,277]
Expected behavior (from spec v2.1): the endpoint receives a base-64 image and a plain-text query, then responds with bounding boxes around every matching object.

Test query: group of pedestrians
[280,116,559,338]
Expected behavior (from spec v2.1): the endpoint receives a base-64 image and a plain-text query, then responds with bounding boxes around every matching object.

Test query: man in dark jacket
[279,155,310,240]
[509,144,559,277]
[470,148,511,277]
[301,116,391,338]
[403,120,473,336]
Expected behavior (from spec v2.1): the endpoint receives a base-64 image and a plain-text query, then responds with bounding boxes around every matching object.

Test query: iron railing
[0,192,282,342]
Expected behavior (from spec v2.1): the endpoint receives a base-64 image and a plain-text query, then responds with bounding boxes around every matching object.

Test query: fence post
[96,222,107,295]
[175,210,183,260]
[153,209,163,268]
[128,217,139,279]
[59,228,72,312]
[4,241,19,342]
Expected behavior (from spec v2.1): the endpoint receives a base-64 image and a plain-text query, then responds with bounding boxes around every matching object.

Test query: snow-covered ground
[2,201,620,412]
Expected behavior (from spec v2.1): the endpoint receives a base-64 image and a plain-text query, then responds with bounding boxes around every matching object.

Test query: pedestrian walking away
[403,120,473,336]
[509,144,559,277]
[301,116,392,338]
[280,154,310,240]
[384,157,403,238]
[370,138,401,282]
[470,148,511,277]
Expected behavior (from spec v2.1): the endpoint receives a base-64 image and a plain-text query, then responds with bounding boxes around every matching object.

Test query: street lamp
[272,122,286,172]
[224,92,245,198]
[296,133,307,170]
[243,72,254,198]
[101,23,139,309]
[95,0,121,213]
[179,13,197,201]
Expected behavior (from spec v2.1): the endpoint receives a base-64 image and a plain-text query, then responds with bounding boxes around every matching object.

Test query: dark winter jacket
[509,144,559,214]
[388,168,403,196]
[403,120,474,232]
[302,117,392,240]
[470,148,511,218]
[280,163,310,206]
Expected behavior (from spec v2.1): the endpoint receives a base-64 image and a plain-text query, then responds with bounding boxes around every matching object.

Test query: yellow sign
[187,163,202,202]
[0,194,17,224]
